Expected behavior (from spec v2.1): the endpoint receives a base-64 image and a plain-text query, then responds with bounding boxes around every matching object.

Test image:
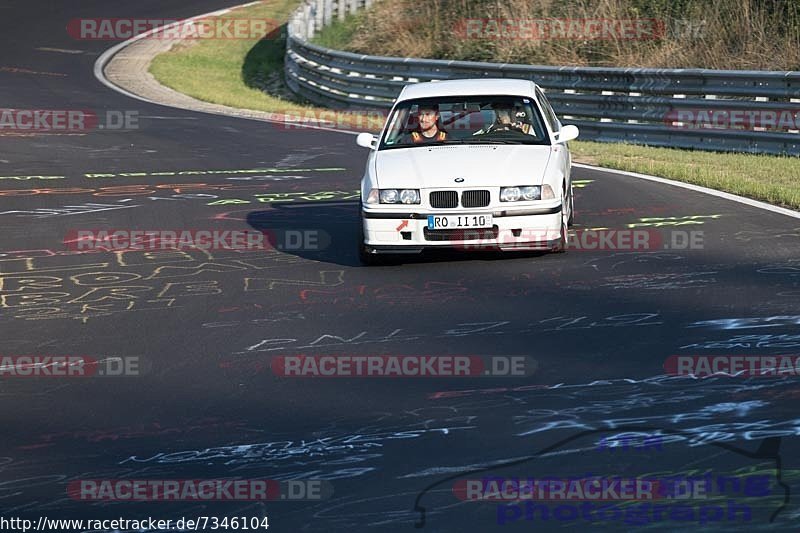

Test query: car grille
[424,226,499,241]
[461,190,490,208]
[429,191,458,208]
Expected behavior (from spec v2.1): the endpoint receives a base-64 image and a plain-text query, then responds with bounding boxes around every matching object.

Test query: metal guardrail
[284,0,800,155]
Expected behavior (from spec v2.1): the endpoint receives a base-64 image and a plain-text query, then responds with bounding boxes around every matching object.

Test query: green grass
[149,2,800,211]
[149,0,311,115]
[310,12,364,49]
[149,0,384,129]
[571,140,800,210]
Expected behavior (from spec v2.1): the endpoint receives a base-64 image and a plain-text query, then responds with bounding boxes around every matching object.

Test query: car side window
[536,88,560,134]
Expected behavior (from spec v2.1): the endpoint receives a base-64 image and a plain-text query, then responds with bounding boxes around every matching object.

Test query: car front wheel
[567,184,575,227]
[552,188,569,253]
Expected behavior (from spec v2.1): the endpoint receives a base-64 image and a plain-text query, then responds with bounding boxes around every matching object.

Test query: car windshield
[379,95,550,150]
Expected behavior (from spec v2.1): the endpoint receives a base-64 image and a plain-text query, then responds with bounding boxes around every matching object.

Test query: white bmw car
[355,78,578,264]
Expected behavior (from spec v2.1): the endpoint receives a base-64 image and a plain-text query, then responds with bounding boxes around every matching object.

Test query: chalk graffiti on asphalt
[0,248,334,322]
[598,271,718,290]
[239,315,664,353]
[0,203,140,218]
[207,190,361,206]
[0,175,65,181]
[626,214,723,228]
[83,167,347,179]
[688,316,800,330]
[680,334,800,350]
[0,182,305,197]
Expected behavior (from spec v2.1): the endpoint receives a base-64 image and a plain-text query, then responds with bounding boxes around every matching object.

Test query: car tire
[552,189,569,253]
[567,184,575,227]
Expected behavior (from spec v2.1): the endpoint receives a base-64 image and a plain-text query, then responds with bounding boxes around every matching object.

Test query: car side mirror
[556,124,579,144]
[356,132,378,149]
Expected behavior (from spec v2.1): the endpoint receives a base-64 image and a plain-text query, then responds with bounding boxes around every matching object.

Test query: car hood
[373,145,553,189]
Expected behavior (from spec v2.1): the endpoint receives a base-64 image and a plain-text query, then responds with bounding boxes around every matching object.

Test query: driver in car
[404,103,448,144]
[474,104,531,135]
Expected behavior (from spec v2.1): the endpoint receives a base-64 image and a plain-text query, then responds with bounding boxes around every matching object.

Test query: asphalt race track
[2,1,800,532]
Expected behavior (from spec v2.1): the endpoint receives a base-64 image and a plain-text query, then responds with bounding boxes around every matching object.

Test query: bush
[338,0,800,70]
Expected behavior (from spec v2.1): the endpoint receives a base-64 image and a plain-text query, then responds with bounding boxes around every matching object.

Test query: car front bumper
[361,203,563,253]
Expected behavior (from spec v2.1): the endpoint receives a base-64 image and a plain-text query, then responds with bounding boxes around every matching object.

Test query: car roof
[396,78,538,102]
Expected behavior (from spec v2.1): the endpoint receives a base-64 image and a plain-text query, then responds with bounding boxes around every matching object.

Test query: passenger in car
[404,103,448,144]
[474,103,531,135]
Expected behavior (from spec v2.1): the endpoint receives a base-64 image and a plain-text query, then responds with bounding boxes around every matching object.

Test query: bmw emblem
[454,177,465,183]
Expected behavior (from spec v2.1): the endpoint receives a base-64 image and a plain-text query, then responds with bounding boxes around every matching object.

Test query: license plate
[427,214,493,230]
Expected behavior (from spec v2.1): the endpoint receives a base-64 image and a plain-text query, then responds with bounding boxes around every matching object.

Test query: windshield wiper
[460,139,529,145]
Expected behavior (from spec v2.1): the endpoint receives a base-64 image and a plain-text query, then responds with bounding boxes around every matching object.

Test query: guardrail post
[313,0,325,36]
[303,3,315,40]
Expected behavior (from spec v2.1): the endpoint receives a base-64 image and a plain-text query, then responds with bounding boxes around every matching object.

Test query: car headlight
[521,186,541,200]
[501,186,543,202]
[377,189,420,204]
[365,189,380,204]
[541,184,555,200]
[399,189,420,204]
[380,189,399,203]
[500,187,521,202]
